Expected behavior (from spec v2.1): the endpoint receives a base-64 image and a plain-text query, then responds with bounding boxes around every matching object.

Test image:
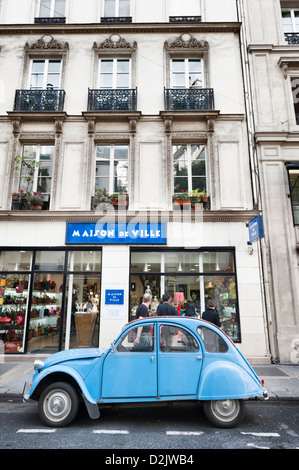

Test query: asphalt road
[0,400,298,451]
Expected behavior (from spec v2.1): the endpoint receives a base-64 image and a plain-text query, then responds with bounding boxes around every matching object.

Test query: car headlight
[34,359,44,371]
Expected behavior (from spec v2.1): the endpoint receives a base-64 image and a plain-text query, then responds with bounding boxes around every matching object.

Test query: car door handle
[151,356,155,362]
[197,356,202,360]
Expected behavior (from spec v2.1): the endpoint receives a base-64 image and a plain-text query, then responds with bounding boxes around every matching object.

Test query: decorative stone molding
[25,35,69,50]
[164,33,209,51]
[93,34,137,51]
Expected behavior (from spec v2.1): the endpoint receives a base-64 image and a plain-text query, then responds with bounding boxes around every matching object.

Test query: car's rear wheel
[38,382,79,427]
[203,399,245,428]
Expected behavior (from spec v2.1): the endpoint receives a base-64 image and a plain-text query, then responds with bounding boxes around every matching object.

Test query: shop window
[27,273,63,354]
[0,273,30,354]
[173,144,206,195]
[64,274,100,350]
[95,144,129,194]
[18,145,54,208]
[130,250,240,343]
[0,250,32,271]
[35,250,65,271]
[286,162,299,225]
[0,249,102,355]
[159,324,199,352]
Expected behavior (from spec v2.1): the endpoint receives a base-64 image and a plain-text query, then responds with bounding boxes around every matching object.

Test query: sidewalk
[0,355,299,401]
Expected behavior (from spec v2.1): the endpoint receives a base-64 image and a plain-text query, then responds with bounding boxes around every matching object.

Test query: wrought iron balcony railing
[34,17,66,24]
[169,16,201,23]
[14,89,66,112]
[164,88,215,111]
[101,16,132,23]
[284,33,299,44]
[87,88,137,112]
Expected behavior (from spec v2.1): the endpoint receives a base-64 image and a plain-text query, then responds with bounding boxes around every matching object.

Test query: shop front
[0,249,101,354]
[0,217,269,361]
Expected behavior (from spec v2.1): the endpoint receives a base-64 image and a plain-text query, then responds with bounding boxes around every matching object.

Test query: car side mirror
[110,342,116,353]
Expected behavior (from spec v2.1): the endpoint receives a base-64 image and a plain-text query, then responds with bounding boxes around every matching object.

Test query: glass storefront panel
[67,250,102,272]
[0,250,32,271]
[35,251,65,271]
[130,250,241,343]
[0,273,30,353]
[27,273,63,354]
[64,274,100,350]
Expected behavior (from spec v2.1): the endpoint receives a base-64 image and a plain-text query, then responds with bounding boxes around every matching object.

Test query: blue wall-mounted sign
[248,215,264,242]
[105,289,124,305]
[65,222,167,245]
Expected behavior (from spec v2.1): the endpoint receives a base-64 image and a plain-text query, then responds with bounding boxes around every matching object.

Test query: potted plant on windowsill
[11,190,27,210]
[110,193,129,208]
[172,190,191,207]
[200,188,208,203]
[25,191,44,210]
[91,189,112,210]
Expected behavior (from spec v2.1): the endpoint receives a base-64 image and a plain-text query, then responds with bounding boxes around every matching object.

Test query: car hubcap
[44,390,71,423]
[211,400,239,423]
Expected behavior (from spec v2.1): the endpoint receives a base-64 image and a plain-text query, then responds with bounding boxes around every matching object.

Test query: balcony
[34,17,66,24]
[101,17,132,23]
[87,88,137,112]
[164,88,215,111]
[284,33,299,44]
[13,89,65,112]
[169,16,201,23]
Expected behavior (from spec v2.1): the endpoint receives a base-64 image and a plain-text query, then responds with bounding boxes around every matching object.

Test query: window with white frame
[39,0,66,18]
[29,59,61,89]
[98,58,130,89]
[286,162,299,225]
[103,0,130,17]
[19,145,54,200]
[291,76,299,125]
[169,0,201,17]
[171,59,203,88]
[173,144,206,194]
[95,145,129,194]
[282,9,299,32]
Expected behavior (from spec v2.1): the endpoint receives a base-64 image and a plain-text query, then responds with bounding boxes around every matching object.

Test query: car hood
[41,347,108,369]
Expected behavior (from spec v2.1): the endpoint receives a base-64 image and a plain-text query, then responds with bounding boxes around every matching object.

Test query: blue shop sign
[65,222,167,245]
[248,215,264,242]
[105,289,124,305]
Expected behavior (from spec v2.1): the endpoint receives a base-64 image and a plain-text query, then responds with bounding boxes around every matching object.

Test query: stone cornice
[0,210,259,224]
[0,22,241,36]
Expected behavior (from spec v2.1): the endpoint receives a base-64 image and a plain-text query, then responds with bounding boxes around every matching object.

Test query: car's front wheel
[38,382,79,427]
[203,399,245,428]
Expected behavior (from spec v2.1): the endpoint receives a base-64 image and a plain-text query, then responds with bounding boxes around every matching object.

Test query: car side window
[116,324,155,352]
[197,326,228,353]
[159,325,199,352]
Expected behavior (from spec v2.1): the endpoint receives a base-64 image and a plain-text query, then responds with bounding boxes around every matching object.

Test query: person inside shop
[156,293,177,316]
[202,299,221,327]
[134,293,152,349]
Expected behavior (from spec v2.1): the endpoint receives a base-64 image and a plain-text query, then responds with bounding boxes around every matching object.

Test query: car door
[158,323,202,397]
[101,323,157,399]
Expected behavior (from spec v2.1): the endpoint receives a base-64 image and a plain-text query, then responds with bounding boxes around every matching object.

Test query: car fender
[29,364,97,405]
[198,359,264,400]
